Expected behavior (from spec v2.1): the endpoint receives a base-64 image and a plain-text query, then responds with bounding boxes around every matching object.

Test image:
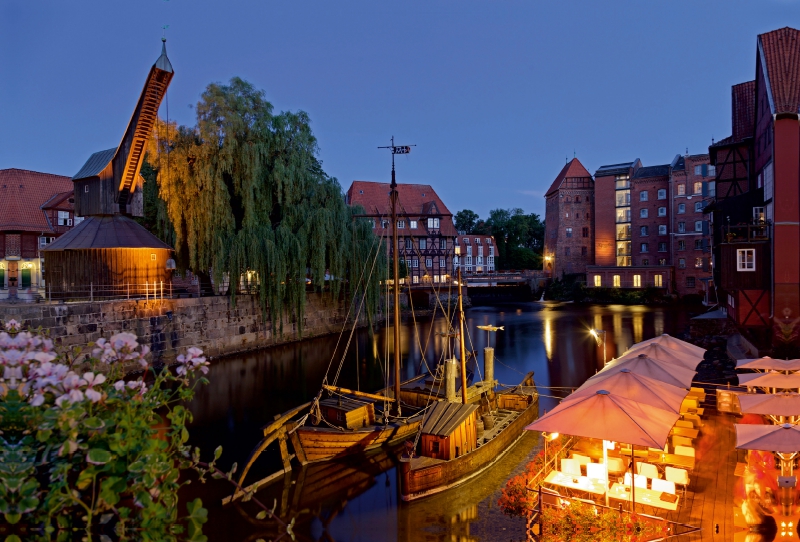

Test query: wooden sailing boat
[398,270,539,501]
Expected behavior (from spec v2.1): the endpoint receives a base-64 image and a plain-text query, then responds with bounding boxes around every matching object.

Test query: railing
[722,222,771,243]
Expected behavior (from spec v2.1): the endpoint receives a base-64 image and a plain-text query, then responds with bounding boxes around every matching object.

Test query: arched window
[575,196,581,203]
[566,196,571,202]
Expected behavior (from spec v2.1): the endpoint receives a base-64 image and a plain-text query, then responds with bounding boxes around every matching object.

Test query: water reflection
[185,302,695,541]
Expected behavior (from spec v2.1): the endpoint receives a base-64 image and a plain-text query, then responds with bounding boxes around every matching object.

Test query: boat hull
[291,417,421,465]
[399,395,539,501]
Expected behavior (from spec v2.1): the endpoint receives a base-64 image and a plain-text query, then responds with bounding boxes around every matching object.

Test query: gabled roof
[40,191,74,210]
[73,148,116,180]
[544,158,593,197]
[759,27,800,115]
[595,159,641,178]
[42,215,172,251]
[0,169,73,232]
[633,165,670,179]
[732,81,756,141]
[420,401,479,436]
[346,181,458,235]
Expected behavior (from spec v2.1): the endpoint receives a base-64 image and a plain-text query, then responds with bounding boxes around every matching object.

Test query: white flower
[85,388,103,403]
[110,332,139,352]
[29,393,45,406]
[83,372,106,387]
[114,380,126,391]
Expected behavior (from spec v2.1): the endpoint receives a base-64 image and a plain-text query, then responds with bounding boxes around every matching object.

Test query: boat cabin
[419,402,479,460]
[319,397,376,429]
[497,385,536,411]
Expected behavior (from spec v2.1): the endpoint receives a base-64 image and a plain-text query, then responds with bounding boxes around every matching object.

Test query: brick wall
[545,190,594,278]
[672,155,712,297]
[594,175,617,266]
[0,293,357,363]
[631,177,670,267]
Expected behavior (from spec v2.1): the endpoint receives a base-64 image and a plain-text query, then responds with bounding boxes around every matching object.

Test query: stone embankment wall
[0,294,356,361]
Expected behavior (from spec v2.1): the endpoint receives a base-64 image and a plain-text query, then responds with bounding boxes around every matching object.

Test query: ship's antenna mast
[378,136,415,417]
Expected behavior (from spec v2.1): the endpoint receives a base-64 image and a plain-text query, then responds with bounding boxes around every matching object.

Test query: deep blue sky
[2,1,797,217]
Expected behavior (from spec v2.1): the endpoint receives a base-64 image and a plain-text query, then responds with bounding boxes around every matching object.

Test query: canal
[183,301,697,541]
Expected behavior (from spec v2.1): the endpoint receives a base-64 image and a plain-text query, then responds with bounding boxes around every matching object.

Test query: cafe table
[542,470,608,497]
[607,483,680,512]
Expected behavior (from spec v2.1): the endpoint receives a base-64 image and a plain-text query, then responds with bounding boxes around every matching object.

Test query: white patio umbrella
[737,357,800,371]
[621,342,703,370]
[589,353,697,389]
[735,423,800,477]
[738,392,800,418]
[631,333,706,359]
[571,368,688,414]
[527,389,680,508]
[738,372,800,389]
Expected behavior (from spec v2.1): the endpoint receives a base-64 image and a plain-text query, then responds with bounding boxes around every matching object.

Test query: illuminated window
[613,275,621,287]
[695,257,703,268]
[398,220,405,229]
[150,254,156,261]
[594,275,601,287]
[693,182,702,195]
[654,275,663,287]
[677,184,685,195]
[633,275,642,288]
[737,249,755,271]
[413,275,419,284]
[410,220,417,229]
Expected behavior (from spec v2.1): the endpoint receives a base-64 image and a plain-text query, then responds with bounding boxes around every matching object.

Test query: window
[412,259,419,268]
[398,220,405,229]
[659,258,667,266]
[582,227,589,238]
[406,259,412,269]
[39,236,54,248]
[475,237,481,244]
[413,275,419,284]
[381,220,389,228]
[753,207,766,223]
[489,246,494,256]
[466,256,472,265]
[678,222,686,233]
[640,209,648,218]
[737,249,756,271]
[566,227,573,238]
[84,185,89,193]
[575,196,581,203]
[594,275,602,287]
[642,258,650,265]
[677,184,685,195]
[420,239,427,250]
[695,257,703,268]
[678,203,685,214]
[694,202,703,212]
[427,218,440,228]
[640,226,648,236]
[640,191,649,201]
[463,237,470,244]
[613,275,621,287]
[439,258,445,267]
[640,243,649,253]
[487,238,492,244]
[477,256,483,264]
[693,182,702,195]
[565,247,571,256]
[658,225,667,235]
[658,242,667,252]
[57,211,71,226]
[581,246,588,256]
[694,165,702,176]
[426,258,433,268]
[695,221,703,232]
[466,245,472,255]
[678,258,686,268]
[678,240,686,251]
[410,220,417,229]
[695,239,703,250]
[633,275,642,288]
[686,276,696,288]
[657,189,666,199]
[441,239,446,250]
[405,238,412,249]
[654,275,663,287]
[709,165,716,177]
[150,253,156,261]
[658,207,666,217]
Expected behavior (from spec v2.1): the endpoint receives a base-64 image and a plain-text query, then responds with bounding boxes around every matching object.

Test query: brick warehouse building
[707,27,800,351]
[454,234,498,275]
[0,169,77,301]
[346,181,457,286]
[543,158,595,278]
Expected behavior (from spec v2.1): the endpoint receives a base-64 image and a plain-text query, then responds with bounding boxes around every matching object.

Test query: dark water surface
[183,301,695,541]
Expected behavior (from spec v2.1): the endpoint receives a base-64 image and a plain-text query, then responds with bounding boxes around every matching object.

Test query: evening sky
[2,0,798,217]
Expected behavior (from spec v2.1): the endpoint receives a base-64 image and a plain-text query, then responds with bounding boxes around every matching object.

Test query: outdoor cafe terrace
[524,335,800,542]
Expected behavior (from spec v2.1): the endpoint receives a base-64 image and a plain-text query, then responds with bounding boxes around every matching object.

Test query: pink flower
[114,380,126,391]
[83,372,106,387]
[85,388,103,403]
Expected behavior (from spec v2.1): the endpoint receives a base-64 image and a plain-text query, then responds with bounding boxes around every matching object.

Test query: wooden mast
[457,268,468,404]
[391,155,402,416]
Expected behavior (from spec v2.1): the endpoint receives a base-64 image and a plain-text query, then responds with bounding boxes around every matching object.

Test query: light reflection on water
[184,301,694,541]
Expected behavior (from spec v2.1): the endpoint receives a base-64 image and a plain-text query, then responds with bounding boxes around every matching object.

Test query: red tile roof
[346,181,458,236]
[0,169,73,232]
[545,158,593,197]
[732,81,756,141]
[759,27,800,115]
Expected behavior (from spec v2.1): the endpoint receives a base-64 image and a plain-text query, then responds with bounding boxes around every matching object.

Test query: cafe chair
[675,420,694,429]
[672,435,692,448]
[674,445,696,458]
[561,458,582,477]
[624,472,647,488]
[636,462,660,480]
[607,457,626,475]
[651,478,676,495]
[688,386,707,403]
[571,453,592,467]
[680,398,704,416]
[586,463,607,481]
[665,466,690,497]
[682,413,703,428]
[648,443,669,454]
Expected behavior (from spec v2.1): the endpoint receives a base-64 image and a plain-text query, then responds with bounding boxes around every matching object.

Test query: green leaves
[184,498,208,542]
[86,448,112,465]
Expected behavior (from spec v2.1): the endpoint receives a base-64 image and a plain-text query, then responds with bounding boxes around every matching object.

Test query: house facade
[0,169,76,300]
[453,234,498,274]
[346,181,457,285]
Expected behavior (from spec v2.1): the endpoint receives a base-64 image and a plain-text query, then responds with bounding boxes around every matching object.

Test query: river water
[183,301,695,541]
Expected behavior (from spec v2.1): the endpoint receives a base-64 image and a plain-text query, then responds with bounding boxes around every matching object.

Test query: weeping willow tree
[145,77,385,334]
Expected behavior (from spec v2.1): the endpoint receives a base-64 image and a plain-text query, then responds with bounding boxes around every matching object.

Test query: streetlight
[543,255,551,273]
[590,329,607,365]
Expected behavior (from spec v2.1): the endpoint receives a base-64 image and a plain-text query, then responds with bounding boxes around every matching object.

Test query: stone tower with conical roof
[543,158,595,278]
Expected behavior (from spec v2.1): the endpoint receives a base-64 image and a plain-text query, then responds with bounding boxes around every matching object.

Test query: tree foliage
[145,78,383,332]
[454,209,479,234]
[455,208,545,269]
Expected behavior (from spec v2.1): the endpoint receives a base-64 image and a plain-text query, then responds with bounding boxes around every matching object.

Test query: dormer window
[427,218,440,228]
